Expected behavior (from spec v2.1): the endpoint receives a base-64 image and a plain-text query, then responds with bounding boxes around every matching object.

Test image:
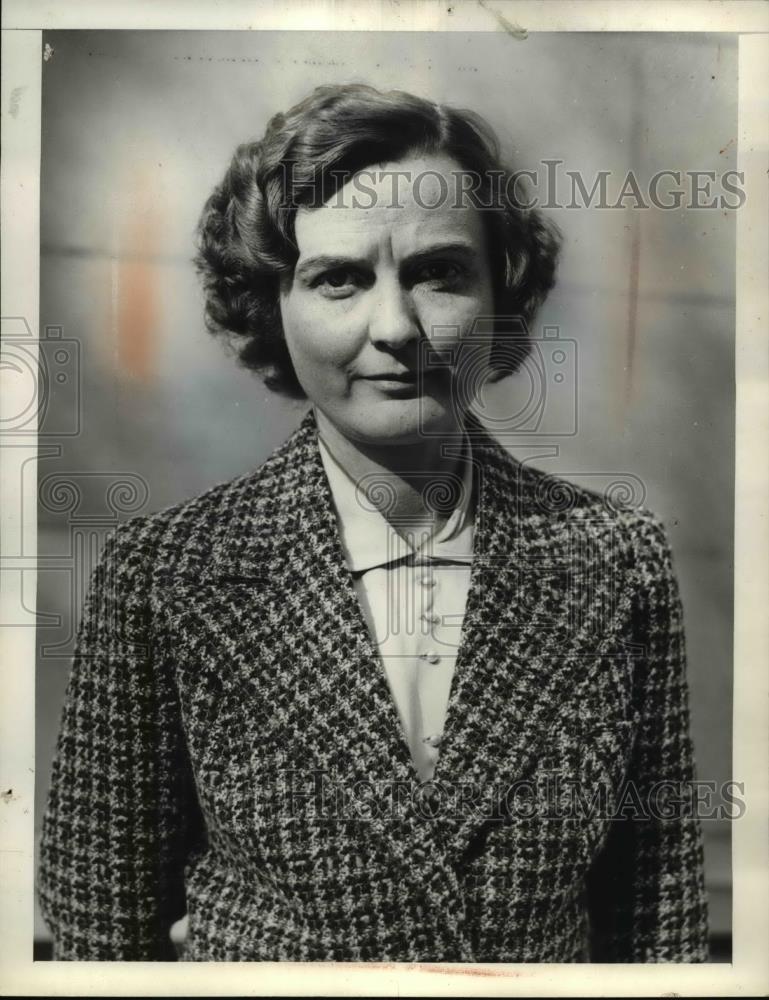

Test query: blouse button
[419,574,436,588]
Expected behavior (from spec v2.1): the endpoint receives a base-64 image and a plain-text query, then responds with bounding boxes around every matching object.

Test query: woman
[38,83,709,962]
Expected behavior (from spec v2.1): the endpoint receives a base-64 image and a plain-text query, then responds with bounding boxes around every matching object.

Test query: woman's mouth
[363,372,421,395]
[365,371,417,382]
[362,369,454,398]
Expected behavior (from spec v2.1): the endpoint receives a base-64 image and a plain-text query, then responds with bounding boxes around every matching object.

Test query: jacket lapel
[431,417,636,859]
[201,407,418,787]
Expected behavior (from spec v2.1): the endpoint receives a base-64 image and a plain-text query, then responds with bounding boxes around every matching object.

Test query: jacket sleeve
[586,510,710,962]
[37,518,204,960]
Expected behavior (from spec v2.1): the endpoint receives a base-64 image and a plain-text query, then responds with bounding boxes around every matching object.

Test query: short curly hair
[194,83,562,399]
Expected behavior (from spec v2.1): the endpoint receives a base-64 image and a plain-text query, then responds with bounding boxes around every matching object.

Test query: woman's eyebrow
[295,242,478,280]
[401,242,478,269]
[294,254,367,279]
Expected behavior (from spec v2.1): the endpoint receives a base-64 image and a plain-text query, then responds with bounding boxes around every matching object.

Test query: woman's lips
[361,370,450,396]
[363,374,420,395]
[363,371,417,381]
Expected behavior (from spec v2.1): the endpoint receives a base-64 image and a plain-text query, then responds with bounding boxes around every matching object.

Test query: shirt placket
[412,553,450,777]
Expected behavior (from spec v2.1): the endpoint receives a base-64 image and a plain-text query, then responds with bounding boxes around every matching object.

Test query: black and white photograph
[2,2,768,995]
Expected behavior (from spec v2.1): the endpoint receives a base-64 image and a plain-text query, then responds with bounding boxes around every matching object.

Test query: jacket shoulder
[490,440,672,551]
[100,424,301,581]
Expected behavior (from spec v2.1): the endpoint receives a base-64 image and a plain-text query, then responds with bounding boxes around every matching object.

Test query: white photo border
[1,2,767,996]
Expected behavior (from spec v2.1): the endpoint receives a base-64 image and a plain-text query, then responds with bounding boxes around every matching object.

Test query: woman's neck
[313,406,468,539]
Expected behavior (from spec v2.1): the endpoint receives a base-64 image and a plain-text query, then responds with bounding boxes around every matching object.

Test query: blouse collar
[316,422,475,574]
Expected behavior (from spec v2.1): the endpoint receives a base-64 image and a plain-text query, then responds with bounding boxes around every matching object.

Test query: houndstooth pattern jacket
[38,407,709,962]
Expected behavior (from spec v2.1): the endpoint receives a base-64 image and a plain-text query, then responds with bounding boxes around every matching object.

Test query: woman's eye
[314,269,361,297]
[414,261,466,288]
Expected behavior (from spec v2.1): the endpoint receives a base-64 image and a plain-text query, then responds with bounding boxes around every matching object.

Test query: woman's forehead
[293,154,487,261]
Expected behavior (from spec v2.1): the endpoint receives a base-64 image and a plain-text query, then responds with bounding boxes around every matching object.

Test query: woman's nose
[367,277,420,350]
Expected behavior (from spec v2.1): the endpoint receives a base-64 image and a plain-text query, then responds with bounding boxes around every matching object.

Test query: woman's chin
[334,396,462,446]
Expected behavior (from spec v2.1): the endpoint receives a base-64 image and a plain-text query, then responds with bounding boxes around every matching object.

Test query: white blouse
[317,433,475,783]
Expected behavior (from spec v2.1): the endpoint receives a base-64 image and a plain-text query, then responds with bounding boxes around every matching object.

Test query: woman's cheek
[319,321,370,374]
[285,309,359,372]
[417,291,492,339]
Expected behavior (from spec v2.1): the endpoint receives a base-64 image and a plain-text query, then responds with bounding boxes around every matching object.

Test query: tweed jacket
[38,407,709,963]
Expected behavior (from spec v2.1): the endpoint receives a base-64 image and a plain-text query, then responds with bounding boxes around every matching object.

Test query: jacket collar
[205,406,511,583]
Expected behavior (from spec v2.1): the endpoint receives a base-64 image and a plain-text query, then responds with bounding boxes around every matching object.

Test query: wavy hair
[194,83,562,398]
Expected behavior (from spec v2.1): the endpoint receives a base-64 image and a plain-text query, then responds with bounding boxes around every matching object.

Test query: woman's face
[279,153,495,445]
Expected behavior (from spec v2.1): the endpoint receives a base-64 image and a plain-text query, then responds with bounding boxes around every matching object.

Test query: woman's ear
[277,270,295,301]
[485,337,530,382]
[484,363,513,385]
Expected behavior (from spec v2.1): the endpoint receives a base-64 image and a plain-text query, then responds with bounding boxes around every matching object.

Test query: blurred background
[34,30,735,959]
